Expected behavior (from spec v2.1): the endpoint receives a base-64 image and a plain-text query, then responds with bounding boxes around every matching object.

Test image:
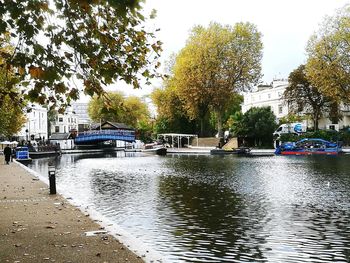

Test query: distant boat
[141,142,167,156]
[210,147,251,155]
[142,146,167,156]
[275,138,342,155]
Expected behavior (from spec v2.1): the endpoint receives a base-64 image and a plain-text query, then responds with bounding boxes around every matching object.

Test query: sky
[83,0,349,101]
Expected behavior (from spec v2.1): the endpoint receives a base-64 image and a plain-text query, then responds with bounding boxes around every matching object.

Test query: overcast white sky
[84,0,349,101]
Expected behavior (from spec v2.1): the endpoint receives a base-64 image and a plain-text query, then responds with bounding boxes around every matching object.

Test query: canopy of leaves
[0,93,26,139]
[0,35,26,138]
[211,93,243,131]
[233,107,277,147]
[278,113,305,125]
[306,4,350,103]
[284,64,333,130]
[151,86,197,134]
[151,84,185,121]
[0,0,162,112]
[88,91,150,128]
[171,22,263,136]
[123,95,150,127]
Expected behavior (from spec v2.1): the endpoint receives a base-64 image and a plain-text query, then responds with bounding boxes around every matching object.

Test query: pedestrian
[4,145,12,165]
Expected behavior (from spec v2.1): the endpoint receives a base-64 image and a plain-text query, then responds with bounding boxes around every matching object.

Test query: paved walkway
[0,156,144,263]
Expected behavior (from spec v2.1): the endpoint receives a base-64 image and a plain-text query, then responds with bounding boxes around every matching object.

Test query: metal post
[48,167,56,195]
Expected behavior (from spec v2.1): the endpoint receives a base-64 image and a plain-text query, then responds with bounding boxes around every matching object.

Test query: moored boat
[142,142,167,155]
[15,146,32,163]
[142,146,167,155]
[210,147,251,155]
[275,138,342,155]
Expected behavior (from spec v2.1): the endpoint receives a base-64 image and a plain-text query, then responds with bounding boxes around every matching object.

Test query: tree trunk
[313,110,319,131]
[329,102,341,124]
[215,109,225,148]
[200,118,204,137]
[216,110,223,138]
[315,118,319,131]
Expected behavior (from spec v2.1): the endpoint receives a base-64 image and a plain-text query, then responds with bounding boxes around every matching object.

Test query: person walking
[4,145,12,165]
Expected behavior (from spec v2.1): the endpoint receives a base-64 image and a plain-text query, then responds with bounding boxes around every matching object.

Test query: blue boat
[275,138,342,155]
[15,146,32,163]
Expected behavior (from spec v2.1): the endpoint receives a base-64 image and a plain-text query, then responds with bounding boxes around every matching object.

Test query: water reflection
[27,154,350,262]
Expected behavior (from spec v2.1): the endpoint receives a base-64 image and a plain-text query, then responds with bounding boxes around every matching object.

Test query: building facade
[242,79,350,130]
[242,79,289,122]
[71,102,92,132]
[50,108,79,134]
[17,104,48,142]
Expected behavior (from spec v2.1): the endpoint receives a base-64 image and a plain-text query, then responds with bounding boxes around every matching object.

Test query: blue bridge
[75,129,135,144]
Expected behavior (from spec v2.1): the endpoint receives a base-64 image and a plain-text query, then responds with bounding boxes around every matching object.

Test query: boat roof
[297,138,337,145]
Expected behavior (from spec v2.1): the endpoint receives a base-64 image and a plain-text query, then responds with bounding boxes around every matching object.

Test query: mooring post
[48,166,56,195]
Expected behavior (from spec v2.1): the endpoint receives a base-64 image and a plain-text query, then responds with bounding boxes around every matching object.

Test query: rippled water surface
[28,152,350,262]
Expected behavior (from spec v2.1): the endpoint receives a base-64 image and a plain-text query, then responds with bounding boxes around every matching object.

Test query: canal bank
[0,156,160,263]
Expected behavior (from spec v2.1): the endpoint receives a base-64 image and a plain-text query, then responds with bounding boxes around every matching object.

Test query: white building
[242,79,289,122]
[71,102,92,132]
[241,79,350,130]
[17,104,48,142]
[49,133,75,150]
[50,107,79,134]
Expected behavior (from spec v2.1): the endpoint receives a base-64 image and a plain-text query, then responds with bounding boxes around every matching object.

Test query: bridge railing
[75,129,135,143]
[78,129,135,137]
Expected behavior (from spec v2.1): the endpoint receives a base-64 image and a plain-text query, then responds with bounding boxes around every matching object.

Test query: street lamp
[25,129,29,142]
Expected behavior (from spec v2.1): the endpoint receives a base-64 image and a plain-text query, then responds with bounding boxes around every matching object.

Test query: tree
[151,86,197,134]
[235,107,277,147]
[0,94,26,139]
[229,111,244,137]
[210,93,243,131]
[151,86,183,123]
[151,52,199,134]
[172,22,263,137]
[306,5,350,103]
[284,65,333,130]
[0,0,162,112]
[123,96,150,128]
[88,91,150,128]
[0,35,26,138]
[88,92,125,123]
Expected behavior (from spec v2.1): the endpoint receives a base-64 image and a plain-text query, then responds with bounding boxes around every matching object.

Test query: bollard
[48,168,56,195]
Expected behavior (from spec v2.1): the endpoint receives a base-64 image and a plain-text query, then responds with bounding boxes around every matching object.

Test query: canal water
[27,153,350,262]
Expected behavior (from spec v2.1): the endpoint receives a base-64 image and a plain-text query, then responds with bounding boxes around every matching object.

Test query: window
[278,105,283,114]
[55,126,59,133]
[268,93,271,99]
[59,117,63,122]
